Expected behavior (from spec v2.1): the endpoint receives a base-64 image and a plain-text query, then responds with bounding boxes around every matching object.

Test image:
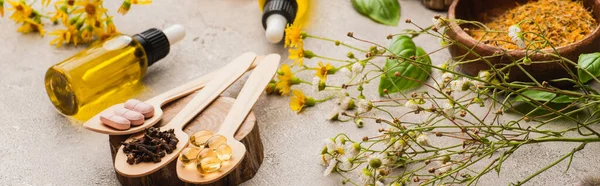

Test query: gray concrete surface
[0,0,598,185]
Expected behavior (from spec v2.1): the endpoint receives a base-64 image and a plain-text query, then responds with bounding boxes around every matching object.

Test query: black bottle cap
[133,28,170,66]
[262,0,298,29]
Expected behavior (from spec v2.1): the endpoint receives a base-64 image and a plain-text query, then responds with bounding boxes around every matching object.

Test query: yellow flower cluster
[1,0,151,47]
[268,24,341,113]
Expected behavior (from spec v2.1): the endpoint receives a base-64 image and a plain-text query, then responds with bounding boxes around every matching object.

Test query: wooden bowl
[446,0,600,83]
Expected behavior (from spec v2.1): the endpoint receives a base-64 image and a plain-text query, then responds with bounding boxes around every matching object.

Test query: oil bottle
[45,25,185,116]
[259,0,310,43]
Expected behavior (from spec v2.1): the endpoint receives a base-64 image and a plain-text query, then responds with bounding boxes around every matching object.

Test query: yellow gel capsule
[216,144,232,161]
[207,135,227,150]
[197,156,222,174]
[179,147,202,165]
[190,130,213,147]
[197,148,217,160]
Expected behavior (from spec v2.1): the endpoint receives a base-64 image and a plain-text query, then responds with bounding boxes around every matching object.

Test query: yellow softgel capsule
[179,147,202,165]
[197,156,222,174]
[207,135,227,150]
[197,148,217,160]
[216,144,232,161]
[190,130,213,147]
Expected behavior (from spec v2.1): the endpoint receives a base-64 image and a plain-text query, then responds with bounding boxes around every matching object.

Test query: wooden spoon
[176,54,281,184]
[83,52,260,135]
[114,52,260,177]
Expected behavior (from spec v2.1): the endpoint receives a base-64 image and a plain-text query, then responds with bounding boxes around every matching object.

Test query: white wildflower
[375,181,384,186]
[471,79,485,89]
[441,101,454,116]
[368,153,388,168]
[508,25,521,39]
[508,25,526,48]
[352,62,364,77]
[438,162,453,174]
[344,142,360,157]
[328,105,343,121]
[320,154,332,166]
[432,17,444,29]
[323,158,338,176]
[338,156,353,170]
[416,134,431,147]
[335,90,348,104]
[312,76,321,93]
[340,97,354,110]
[436,150,450,163]
[450,78,470,92]
[404,99,421,110]
[357,99,372,113]
[324,138,336,153]
[360,168,373,184]
[442,72,453,83]
[478,71,491,81]
[339,67,352,78]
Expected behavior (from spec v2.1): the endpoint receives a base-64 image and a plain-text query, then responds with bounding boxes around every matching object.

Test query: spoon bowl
[115,127,189,177]
[177,138,246,184]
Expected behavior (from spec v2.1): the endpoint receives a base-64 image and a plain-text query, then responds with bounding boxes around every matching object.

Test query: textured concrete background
[0,0,598,185]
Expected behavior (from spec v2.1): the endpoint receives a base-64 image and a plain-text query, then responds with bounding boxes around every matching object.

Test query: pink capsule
[114,107,145,126]
[124,99,155,118]
[100,112,131,130]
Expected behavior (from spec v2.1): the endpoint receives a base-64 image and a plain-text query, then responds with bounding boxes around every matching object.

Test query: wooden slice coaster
[109,94,264,186]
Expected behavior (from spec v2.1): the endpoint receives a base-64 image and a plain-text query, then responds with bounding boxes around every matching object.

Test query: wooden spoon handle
[218,54,281,137]
[146,53,263,105]
[161,52,259,130]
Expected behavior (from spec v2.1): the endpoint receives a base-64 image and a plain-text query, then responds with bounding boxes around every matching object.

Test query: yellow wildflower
[289,47,305,66]
[18,19,45,36]
[73,0,106,26]
[118,0,150,15]
[8,0,32,23]
[276,64,300,95]
[49,28,72,48]
[289,89,315,113]
[284,23,303,48]
[41,0,50,6]
[1,0,4,17]
[81,26,94,42]
[55,0,75,7]
[315,61,333,81]
[132,0,152,4]
[49,4,68,23]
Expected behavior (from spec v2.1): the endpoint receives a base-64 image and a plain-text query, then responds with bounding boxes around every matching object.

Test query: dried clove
[121,127,179,165]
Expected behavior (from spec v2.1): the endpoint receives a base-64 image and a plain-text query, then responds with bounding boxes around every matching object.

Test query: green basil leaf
[577,53,600,83]
[378,35,431,95]
[512,89,575,103]
[351,0,401,26]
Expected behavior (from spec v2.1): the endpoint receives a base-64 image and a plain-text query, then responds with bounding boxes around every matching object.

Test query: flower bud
[369,158,382,168]
[303,50,315,59]
[354,118,364,128]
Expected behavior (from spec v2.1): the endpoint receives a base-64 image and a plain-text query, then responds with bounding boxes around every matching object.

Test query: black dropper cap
[133,28,170,67]
[261,0,298,29]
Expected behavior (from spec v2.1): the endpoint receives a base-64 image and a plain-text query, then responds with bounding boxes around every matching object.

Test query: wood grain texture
[109,95,264,186]
[446,0,600,86]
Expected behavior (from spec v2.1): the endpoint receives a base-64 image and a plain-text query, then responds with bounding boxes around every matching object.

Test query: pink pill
[100,112,131,130]
[124,99,155,118]
[114,107,145,126]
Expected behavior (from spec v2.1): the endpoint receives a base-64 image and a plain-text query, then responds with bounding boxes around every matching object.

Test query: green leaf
[351,0,401,26]
[512,89,575,103]
[577,53,600,83]
[378,35,431,95]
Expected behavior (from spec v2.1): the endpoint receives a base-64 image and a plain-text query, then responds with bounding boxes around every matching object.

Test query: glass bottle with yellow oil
[259,0,310,43]
[45,25,185,116]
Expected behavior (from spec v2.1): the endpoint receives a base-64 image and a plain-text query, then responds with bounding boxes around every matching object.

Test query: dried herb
[471,0,597,50]
[122,127,179,165]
